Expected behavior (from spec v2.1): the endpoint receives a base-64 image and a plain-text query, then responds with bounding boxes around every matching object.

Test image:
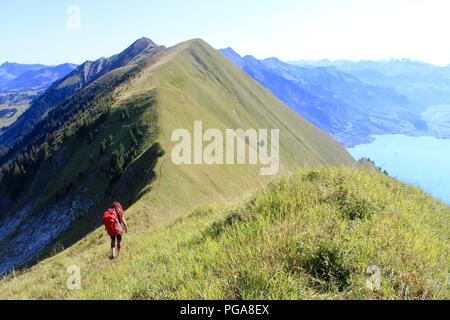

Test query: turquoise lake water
[348,134,450,205]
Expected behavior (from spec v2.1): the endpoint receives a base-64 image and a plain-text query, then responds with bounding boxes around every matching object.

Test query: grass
[0,167,448,300]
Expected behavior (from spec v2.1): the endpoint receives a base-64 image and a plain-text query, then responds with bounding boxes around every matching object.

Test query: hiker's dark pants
[110,234,122,249]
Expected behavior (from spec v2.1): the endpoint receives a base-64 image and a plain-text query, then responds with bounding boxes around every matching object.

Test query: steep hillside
[0,38,353,276]
[221,49,427,147]
[0,167,448,300]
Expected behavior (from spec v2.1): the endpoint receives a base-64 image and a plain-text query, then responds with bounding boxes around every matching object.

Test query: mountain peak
[129,37,158,50]
[115,37,161,65]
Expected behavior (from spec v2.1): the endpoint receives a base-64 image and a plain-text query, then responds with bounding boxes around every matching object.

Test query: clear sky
[1,0,449,66]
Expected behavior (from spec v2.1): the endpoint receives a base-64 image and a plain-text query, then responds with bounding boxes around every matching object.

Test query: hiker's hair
[112,201,124,218]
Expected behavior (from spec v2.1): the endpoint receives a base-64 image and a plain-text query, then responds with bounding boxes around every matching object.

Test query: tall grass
[1,167,448,300]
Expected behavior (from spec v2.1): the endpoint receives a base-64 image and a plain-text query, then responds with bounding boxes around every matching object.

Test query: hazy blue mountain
[0,62,47,90]
[290,59,450,106]
[220,49,426,146]
[291,59,442,75]
[1,63,77,92]
[0,63,78,134]
[290,59,450,139]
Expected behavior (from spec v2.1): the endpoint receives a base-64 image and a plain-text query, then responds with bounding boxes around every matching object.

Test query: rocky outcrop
[0,190,94,276]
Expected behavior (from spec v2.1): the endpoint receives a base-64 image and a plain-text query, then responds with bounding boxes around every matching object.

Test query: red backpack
[102,209,122,237]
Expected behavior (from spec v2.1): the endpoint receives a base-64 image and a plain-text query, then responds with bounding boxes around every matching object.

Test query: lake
[348,134,450,206]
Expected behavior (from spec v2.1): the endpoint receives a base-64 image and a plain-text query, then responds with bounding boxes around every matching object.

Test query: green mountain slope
[56,38,353,249]
[0,38,353,276]
[1,167,448,299]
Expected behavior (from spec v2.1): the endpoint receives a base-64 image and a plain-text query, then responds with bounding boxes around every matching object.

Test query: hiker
[102,201,129,259]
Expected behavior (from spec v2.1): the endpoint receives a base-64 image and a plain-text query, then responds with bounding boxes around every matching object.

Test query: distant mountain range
[290,59,450,109]
[221,49,450,146]
[291,59,450,142]
[0,62,46,88]
[0,62,77,92]
[0,62,78,132]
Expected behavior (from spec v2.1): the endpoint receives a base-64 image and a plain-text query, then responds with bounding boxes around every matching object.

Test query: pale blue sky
[1,0,449,65]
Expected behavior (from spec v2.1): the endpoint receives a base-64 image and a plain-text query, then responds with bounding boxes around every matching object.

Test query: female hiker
[102,201,129,259]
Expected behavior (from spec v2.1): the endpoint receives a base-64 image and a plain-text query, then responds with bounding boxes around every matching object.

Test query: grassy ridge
[0,167,448,299]
[0,38,356,295]
[42,38,355,249]
[102,38,356,232]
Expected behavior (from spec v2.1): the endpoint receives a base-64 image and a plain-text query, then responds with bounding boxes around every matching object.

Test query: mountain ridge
[0,39,447,301]
[0,38,164,152]
[0,37,353,276]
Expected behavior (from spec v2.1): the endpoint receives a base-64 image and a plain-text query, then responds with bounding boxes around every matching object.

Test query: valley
[0,104,27,129]
[0,91,39,130]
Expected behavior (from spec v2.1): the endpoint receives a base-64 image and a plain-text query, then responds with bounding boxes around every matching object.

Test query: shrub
[325,180,376,220]
[340,196,376,220]
[303,243,352,292]
[305,170,320,182]
[284,241,352,292]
